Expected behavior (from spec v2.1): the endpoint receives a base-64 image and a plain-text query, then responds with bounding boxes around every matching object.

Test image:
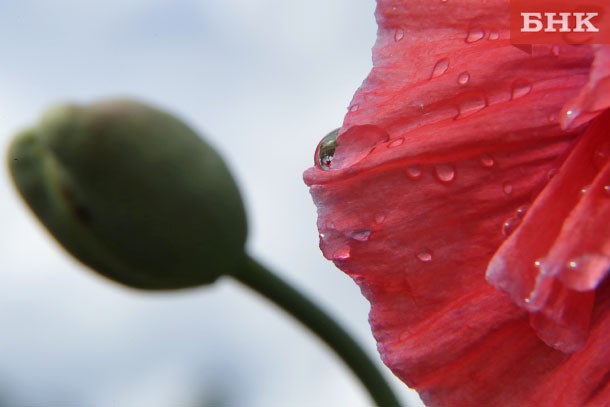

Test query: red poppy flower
[304,1,610,406]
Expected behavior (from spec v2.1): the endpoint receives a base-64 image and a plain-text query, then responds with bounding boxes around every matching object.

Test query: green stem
[229,256,402,407]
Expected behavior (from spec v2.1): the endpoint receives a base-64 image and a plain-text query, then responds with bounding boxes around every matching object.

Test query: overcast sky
[0,1,423,406]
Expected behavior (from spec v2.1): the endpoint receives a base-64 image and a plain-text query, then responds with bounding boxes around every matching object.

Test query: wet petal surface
[304,0,610,405]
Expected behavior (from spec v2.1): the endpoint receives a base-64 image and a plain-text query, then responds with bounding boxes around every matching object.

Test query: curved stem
[229,256,402,407]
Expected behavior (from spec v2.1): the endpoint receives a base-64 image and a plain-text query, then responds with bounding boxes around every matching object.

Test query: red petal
[562,46,610,129]
[304,0,610,405]
[488,112,610,353]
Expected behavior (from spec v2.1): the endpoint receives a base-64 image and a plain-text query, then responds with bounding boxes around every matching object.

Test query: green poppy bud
[8,99,248,289]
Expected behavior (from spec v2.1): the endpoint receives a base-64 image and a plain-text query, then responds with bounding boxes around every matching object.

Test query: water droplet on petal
[457,71,470,85]
[388,138,404,148]
[430,58,449,79]
[405,165,423,179]
[435,163,456,183]
[351,229,372,242]
[563,253,610,291]
[480,153,495,168]
[465,27,485,43]
[503,182,514,195]
[581,185,589,195]
[331,245,351,261]
[349,104,360,112]
[440,0,448,3]
[316,128,338,169]
[455,93,487,119]
[394,28,405,42]
[604,185,610,197]
[374,214,386,224]
[317,125,390,170]
[511,79,533,100]
[416,249,433,262]
[503,217,522,236]
[516,205,528,218]
[489,31,500,40]
[561,106,581,129]
[551,45,560,56]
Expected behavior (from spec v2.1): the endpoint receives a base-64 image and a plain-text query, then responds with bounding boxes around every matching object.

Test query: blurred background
[0,1,424,406]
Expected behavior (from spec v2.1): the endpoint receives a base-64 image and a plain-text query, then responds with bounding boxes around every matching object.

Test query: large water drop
[316,125,389,171]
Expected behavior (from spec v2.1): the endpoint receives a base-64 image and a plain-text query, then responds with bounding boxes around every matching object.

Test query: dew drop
[551,45,560,56]
[351,229,372,242]
[511,79,533,100]
[316,125,390,171]
[349,104,360,112]
[503,182,514,195]
[604,185,610,197]
[430,58,449,79]
[440,0,448,3]
[331,245,351,261]
[465,27,485,43]
[388,138,404,148]
[405,165,423,179]
[489,31,500,40]
[394,28,405,42]
[581,185,589,195]
[374,214,386,224]
[561,106,581,129]
[563,253,610,291]
[416,249,433,262]
[503,217,521,236]
[455,93,487,119]
[435,163,456,183]
[457,71,470,85]
[516,205,528,218]
[316,129,338,169]
[479,153,495,168]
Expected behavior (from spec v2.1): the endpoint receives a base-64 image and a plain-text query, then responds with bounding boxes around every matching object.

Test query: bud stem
[230,256,403,407]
